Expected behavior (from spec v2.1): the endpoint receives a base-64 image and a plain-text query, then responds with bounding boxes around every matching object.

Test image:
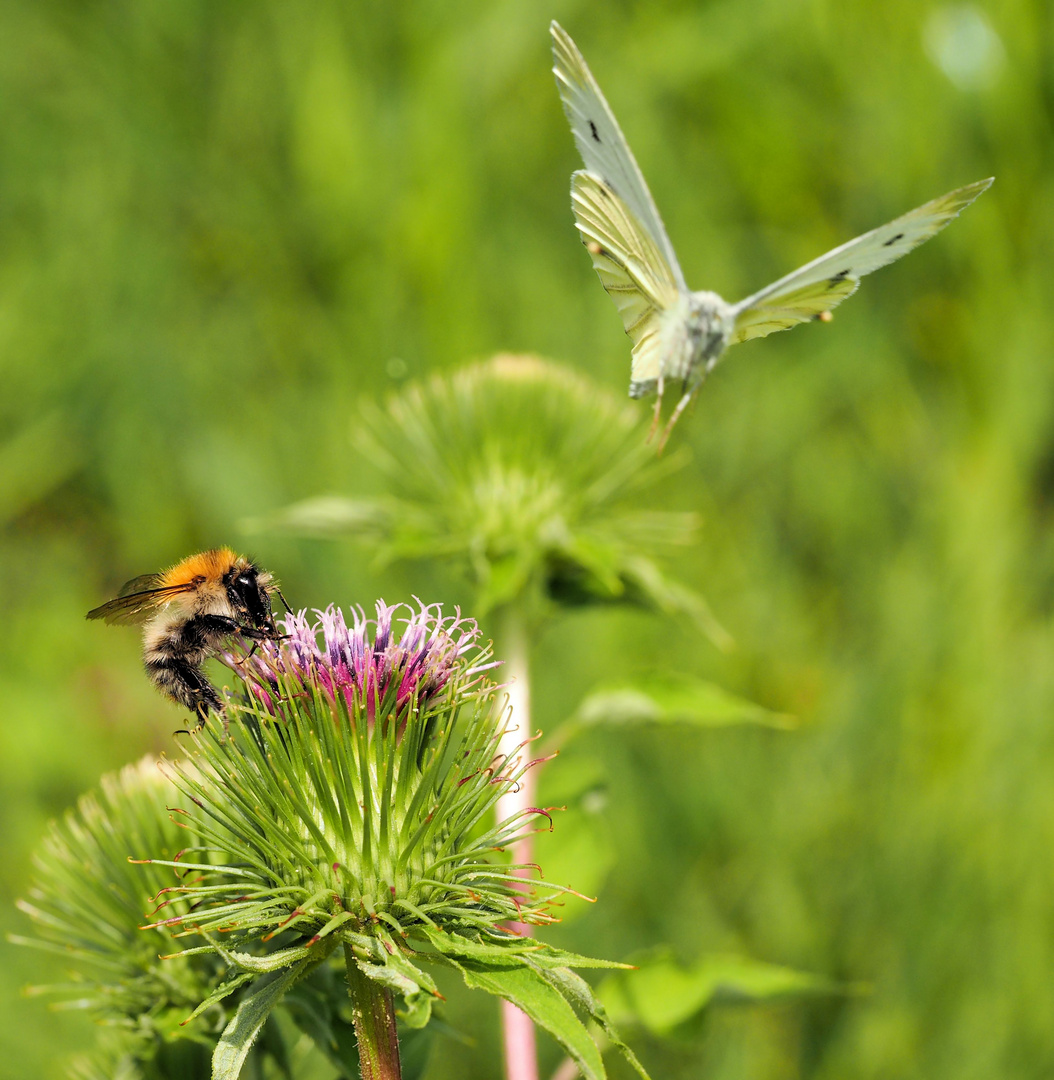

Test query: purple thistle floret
[225,600,499,725]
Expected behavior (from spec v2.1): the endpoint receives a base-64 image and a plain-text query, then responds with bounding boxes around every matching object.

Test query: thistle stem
[495,603,539,1080]
[345,943,402,1080]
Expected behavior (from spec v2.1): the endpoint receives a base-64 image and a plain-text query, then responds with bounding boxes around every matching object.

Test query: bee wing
[86,574,194,625]
[730,178,993,345]
[572,170,682,392]
[551,21,687,292]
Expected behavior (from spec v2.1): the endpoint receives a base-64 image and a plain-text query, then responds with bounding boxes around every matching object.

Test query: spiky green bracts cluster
[154,601,556,955]
[16,601,649,1080]
[11,758,243,1078]
[257,355,724,644]
[151,600,646,1080]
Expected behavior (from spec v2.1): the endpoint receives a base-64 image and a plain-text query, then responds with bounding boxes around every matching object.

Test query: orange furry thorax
[160,547,244,588]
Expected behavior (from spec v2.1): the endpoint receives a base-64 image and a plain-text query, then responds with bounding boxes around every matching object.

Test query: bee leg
[275,586,292,614]
[147,656,223,721]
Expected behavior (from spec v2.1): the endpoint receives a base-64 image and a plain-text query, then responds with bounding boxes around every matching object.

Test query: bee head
[227,563,276,635]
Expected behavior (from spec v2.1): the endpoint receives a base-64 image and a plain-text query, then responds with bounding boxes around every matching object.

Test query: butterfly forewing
[551,21,687,292]
[731,178,993,343]
[572,170,681,387]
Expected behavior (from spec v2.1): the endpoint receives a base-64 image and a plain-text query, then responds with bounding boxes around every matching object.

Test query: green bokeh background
[1,0,1045,1077]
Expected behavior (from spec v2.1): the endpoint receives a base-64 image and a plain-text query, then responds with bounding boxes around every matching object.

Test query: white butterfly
[551,21,993,449]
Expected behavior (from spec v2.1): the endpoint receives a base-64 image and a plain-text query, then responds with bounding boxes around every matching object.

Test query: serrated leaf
[356,950,438,1030]
[417,925,628,970]
[562,673,795,747]
[535,965,650,1080]
[600,953,838,1036]
[213,941,316,974]
[212,961,308,1080]
[180,971,256,1026]
[445,956,606,1080]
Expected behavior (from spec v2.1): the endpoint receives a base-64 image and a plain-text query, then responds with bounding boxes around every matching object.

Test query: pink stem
[496,607,539,1080]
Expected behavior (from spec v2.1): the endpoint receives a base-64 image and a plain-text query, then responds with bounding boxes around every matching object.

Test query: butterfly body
[629,290,733,399]
[552,21,992,447]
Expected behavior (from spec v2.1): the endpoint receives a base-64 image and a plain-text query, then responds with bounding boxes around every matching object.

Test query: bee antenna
[275,586,292,614]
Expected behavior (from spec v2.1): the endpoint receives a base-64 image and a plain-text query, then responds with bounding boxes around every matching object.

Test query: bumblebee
[87,548,288,720]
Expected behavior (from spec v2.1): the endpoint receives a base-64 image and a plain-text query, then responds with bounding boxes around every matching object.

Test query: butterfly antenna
[648,374,665,443]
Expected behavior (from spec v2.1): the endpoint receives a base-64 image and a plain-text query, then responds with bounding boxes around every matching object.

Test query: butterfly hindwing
[571,170,682,388]
[551,21,686,292]
[730,277,859,344]
[731,178,993,344]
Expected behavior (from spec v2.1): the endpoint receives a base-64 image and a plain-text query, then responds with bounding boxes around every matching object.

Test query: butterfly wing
[551,21,687,292]
[572,170,683,392]
[730,178,993,345]
[86,574,194,625]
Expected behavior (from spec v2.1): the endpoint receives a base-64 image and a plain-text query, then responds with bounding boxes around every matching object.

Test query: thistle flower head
[11,759,237,1074]
[159,601,558,969]
[17,603,646,1079]
[254,356,724,642]
[230,600,492,723]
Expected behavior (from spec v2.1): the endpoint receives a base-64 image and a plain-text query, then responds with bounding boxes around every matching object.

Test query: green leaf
[417,925,629,970]
[212,961,309,1080]
[600,952,839,1036]
[355,948,439,1029]
[618,556,733,650]
[283,981,360,1077]
[242,495,391,538]
[445,956,606,1080]
[536,965,650,1080]
[560,673,795,748]
[212,941,316,974]
[398,1024,436,1080]
[476,552,533,614]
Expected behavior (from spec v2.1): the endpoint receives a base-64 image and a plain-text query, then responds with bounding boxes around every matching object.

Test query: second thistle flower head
[157,601,556,967]
[232,600,489,725]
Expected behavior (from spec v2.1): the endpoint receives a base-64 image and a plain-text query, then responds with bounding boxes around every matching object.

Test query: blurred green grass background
[0,0,1045,1076]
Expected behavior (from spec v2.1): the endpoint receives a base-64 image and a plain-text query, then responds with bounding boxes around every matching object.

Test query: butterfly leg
[657,379,702,453]
[648,373,665,443]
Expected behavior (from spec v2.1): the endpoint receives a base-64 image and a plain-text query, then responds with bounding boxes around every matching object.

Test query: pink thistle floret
[225,600,499,725]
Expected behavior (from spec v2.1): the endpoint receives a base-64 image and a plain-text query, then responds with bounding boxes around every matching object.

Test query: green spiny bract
[149,603,562,984]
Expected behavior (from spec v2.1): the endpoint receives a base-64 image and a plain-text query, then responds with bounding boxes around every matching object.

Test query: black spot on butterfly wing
[883,232,905,247]
[589,120,601,143]
[827,268,852,289]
